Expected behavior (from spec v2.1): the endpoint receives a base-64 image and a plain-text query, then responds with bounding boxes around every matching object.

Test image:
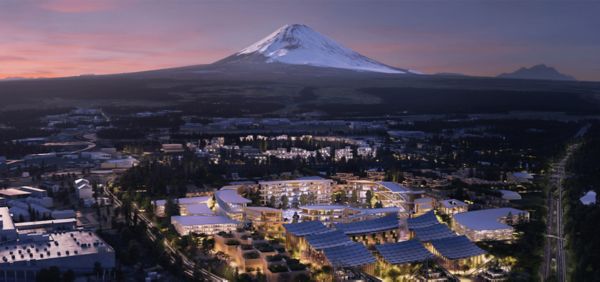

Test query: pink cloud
[38,0,121,13]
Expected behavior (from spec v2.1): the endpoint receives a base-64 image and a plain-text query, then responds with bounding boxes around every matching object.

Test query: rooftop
[300,204,347,211]
[439,199,468,209]
[0,188,31,197]
[335,214,399,235]
[215,189,251,204]
[0,230,114,265]
[453,208,528,231]
[429,235,486,260]
[580,190,597,205]
[498,190,522,201]
[1,207,15,232]
[375,240,434,265]
[412,223,456,242]
[305,230,352,250]
[407,211,439,229]
[183,203,213,216]
[171,215,238,226]
[283,220,328,236]
[322,242,376,267]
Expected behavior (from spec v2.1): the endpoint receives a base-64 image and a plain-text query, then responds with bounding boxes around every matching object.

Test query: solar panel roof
[283,220,328,236]
[412,223,456,242]
[335,214,399,235]
[305,229,352,250]
[322,242,376,267]
[429,235,486,260]
[375,240,434,265]
[407,211,439,229]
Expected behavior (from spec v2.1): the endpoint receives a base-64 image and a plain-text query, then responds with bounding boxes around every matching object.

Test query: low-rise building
[438,199,468,216]
[452,208,529,241]
[171,215,239,236]
[244,206,283,238]
[0,230,116,277]
[258,177,334,207]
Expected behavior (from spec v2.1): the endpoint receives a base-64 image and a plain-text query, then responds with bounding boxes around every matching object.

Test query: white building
[0,230,115,277]
[0,207,18,242]
[215,187,251,221]
[452,208,529,241]
[170,215,238,236]
[75,179,93,200]
[153,196,211,217]
[438,199,469,216]
[258,177,334,207]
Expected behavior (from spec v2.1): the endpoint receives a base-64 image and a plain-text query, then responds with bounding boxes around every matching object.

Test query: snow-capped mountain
[216,24,415,74]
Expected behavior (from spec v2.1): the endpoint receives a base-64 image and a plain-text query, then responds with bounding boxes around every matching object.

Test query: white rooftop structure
[440,199,468,209]
[215,189,251,205]
[499,190,522,201]
[580,190,597,205]
[183,203,213,216]
[1,207,17,241]
[453,208,527,231]
[0,230,115,271]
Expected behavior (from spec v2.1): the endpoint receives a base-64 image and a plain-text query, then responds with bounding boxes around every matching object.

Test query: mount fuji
[214,24,416,74]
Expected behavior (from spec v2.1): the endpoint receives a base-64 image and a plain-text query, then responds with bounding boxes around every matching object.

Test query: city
[1,1,600,282]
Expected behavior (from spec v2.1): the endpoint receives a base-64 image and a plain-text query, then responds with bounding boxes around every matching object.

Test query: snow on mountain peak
[236,24,410,74]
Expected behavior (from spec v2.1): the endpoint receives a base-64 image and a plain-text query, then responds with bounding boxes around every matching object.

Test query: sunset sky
[1,0,599,80]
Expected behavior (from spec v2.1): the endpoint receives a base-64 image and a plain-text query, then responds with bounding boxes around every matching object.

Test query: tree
[366,190,373,207]
[165,198,180,218]
[350,189,359,204]
[62,270,75,282]
[299,194,309,206]
[280,195,289,209]
[268,195,277,207]
[292,212,300,223]
[36,267,61,282]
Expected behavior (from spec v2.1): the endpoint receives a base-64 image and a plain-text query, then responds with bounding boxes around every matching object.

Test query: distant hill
[498,64,575,81]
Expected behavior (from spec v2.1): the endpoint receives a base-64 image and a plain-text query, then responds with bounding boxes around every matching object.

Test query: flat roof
[258,178,333,185]
[0,231,114,265]
[375,240,434,265]
[300,205,347,211]
[171,215,238,226]
[322,242,376,267]
[184,204,213,215]
[335,214,399,235]
[245,206,282,213]
[0,188,31,197]
[580,190,597,205]
[215,189,251,204]
[439,199,468,209]
[1,207,15,231]
[498,190,522,201]
[14,218,77,228]
[305,229,352,250]
[283,220,328,237]
[407,211,439,229]
[19,186,46,193]
[453,208,528,231]
[429,235,486,260]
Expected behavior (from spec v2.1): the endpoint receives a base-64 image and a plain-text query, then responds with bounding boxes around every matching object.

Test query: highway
[541,124,588,282]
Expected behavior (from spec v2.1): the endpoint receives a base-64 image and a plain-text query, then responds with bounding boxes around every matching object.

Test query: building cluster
[0,207,115,280]
[0,186,76,223]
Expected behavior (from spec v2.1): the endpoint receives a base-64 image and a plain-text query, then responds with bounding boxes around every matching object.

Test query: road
[541,124,588,282]
[104,186,226,282]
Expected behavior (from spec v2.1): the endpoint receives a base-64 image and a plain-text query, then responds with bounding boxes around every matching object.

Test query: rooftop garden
[241,244,255,251]
[243,251,260,260]
[254,242,275,253]
[268,264,289,273]
[217,231,234,238]
[225,239,240,246]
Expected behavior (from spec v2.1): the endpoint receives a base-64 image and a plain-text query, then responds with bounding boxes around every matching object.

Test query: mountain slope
[215,24,414,74]
[498,64,575,81]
